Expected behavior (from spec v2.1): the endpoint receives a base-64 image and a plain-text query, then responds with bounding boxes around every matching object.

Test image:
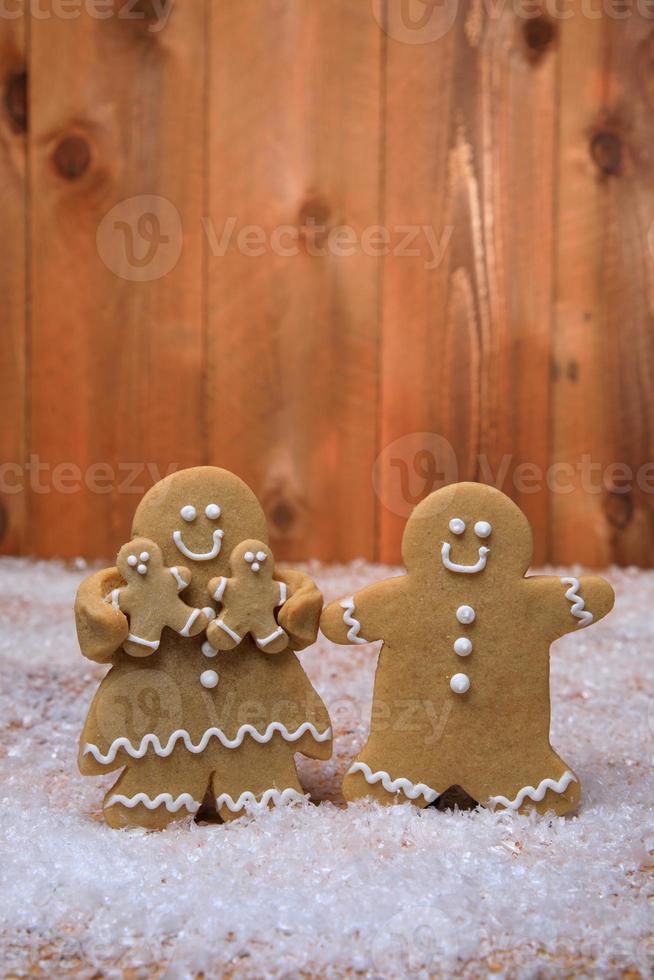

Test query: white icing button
[474,521,492,539]
[180,505,197,522]
[202,606,215,621]
[137,564,148,575]
[139,551,150,561]
[256,551,267,561]
[127,555,137,567]
[244,551,254,563]
[449,518,465,535]
[205,503,221,520]
[201,640,217,658]
[251,562,260,572]
[454,637,472,657]
[456,605,475,625]
[200,669,219,689]
[450,673,470,694]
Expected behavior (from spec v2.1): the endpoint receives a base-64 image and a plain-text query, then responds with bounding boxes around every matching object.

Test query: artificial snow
[0,559,652,977]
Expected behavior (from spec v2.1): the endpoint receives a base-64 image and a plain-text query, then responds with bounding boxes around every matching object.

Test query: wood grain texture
[27,0,206,559]
[551,14,654,566]
[206,0,381,562]
[0,5,27,554]
[379,6,557,564]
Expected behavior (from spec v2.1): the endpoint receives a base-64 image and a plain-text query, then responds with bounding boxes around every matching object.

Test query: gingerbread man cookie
[321,482,615,816]
[75,467,331,829]
[112,537,208,657]
[206,540,288,654]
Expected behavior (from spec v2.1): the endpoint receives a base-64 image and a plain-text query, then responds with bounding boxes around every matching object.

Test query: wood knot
[522,16,557,62]
[590,131,623,177]
[298,197,332,251]
[269,500,297,535]
[604,489,633,530]
[5,70,27,133]
[52,135,91,180]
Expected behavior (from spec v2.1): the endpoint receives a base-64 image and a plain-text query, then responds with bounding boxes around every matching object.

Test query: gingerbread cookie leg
[103,748,211,830]
[471,751,581,817]
[212,733,307,822]
[343,751,444,809]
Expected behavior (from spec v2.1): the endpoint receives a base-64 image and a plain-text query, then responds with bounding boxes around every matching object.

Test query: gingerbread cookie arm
[75,567,129,664]
[321,581,391,646]
[527,574,615,639]
[274,569,323,651]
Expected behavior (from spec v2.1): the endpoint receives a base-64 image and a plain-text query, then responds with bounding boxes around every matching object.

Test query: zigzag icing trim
[488,771,577,811]
[560,577,593,627]
[106,792,200,813]
[348,761,439,803]
[340,597,368,644]
[215,787,308,812]
[85,722,332,766]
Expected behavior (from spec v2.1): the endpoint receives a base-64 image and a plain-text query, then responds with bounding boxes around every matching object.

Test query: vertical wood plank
[206,0,381,562]
[551,12,654,567]
[379,5,557,564]
[28,0,206,559]
[0,5,26,554]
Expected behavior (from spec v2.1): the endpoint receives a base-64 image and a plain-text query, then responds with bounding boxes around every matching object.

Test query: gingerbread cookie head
[401,482,533,588]
[131,467,268,606]
[230,540,275,581]
[116,537,164,581]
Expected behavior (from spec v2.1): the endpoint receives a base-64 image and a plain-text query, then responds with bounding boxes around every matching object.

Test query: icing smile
[173,529,224,561]
[441,542,490,574]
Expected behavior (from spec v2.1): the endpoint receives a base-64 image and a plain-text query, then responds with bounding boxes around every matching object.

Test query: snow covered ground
[0,559,652,977]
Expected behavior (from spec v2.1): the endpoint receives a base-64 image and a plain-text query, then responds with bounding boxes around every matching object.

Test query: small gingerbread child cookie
[111,537,209,657]
[321,482,615,817]
[206,540,289,654]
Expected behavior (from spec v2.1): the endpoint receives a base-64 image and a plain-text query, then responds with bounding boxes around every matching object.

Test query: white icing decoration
[456,605,475,625]
[127,555,137,567]
[339,597,368,644]
[277,582,287,606]
[251,562,260,572]
[169,566,186,591]
[215,619,242,644]
[202,606,216,621]
[106,792,199,814]
[453,637,472,656]
[139,551,150,561]
[173,528,223,561]
[126,634,159,652]
[215,787,307,812]
[256,627,285,649]
[84,722,333,765]
[180,505,196,522]
[201,640,218,658]
[256,551,267,561]
[244,551,255,562]
[347,762,439,803]
[179,608,202,637]
[137,563,148,576]
[474,521,492,539]
[488,771,577,811]
[449,518,465,535]
[213,577,227,601]
[441,543,489,574]
[561,577,593,627]
[205,503,221,520]
[450,672,470,694]
[110,588,121,610]
[200,669,219,689]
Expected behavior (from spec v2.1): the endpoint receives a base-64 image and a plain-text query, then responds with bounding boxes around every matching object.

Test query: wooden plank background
[1,0,653,567]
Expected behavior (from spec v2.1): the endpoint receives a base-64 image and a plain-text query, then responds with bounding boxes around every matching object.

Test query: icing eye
[244,551,254,563]
[256,551,267,561]
[139,551,149,562]
[180,505,197,522]
[449,518,466,535]
[205,503,221,520]
[127,554,137,567]
[474,521,492,539]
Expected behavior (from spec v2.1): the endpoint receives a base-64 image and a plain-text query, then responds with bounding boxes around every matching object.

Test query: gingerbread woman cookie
[75,467,332,829]
[111,537,208,657]
[321,482,614,816]
[206,540,288,654]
